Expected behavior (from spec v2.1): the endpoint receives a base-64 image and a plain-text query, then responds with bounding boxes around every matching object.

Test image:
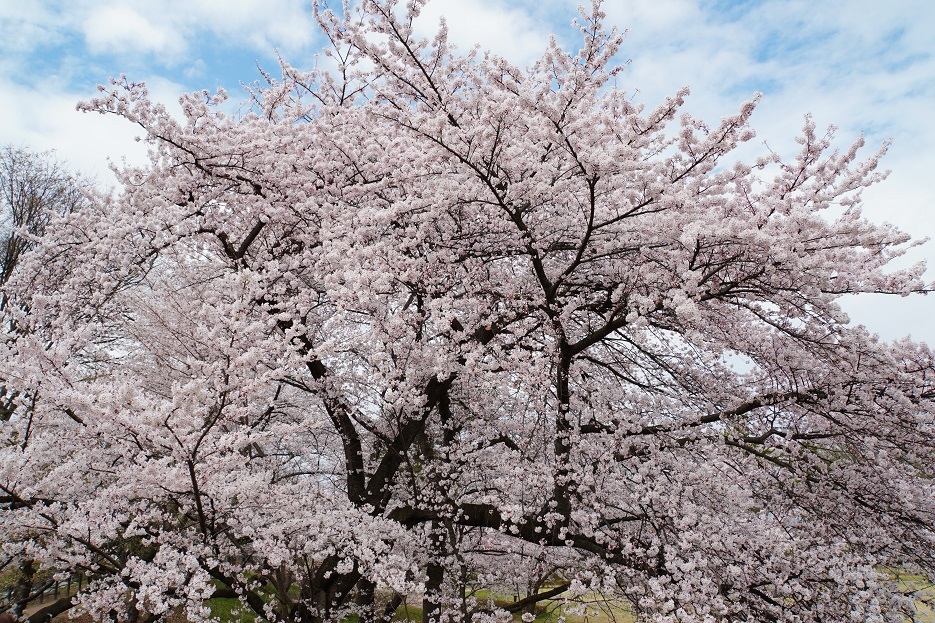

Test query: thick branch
[504,583,571,613]
[26,597,74,623]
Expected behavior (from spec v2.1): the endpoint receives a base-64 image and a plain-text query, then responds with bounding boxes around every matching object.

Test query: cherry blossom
[2,2,933,623]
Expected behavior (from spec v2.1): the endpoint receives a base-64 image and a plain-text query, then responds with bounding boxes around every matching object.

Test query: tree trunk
[422,521,447,623]
[422,561,444,623]
[357,578,375,623]
[458,559,468,623]
[13,559,36,617]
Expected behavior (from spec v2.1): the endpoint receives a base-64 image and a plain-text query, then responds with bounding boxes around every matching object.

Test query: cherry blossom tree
[2,2,934,623]
[0,146,90,621]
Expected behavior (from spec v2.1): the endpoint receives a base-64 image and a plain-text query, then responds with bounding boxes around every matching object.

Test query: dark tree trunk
[13,559,36,617]
[422,521,447,623]
[458,559,469,622]
[422,561,444,623]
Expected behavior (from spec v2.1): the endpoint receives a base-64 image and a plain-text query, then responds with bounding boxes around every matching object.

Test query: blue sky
[1,0,934,342]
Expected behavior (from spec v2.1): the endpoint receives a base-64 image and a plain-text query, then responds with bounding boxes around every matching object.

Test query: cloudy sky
[1,0,933,343]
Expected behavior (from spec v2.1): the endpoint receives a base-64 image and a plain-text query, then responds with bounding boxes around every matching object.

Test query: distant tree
[2,3,934,623]
[0,145,87,290]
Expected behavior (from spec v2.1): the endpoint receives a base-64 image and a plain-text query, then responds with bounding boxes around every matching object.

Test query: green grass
[391,601,423,622]
[205,597,257,623]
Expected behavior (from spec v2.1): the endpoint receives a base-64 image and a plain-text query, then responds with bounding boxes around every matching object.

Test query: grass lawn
[891,570,935,623]
[205,597,258,623]
[386,591,635,623]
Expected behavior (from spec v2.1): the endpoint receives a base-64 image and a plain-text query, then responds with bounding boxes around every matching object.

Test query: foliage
[2,2,935,623]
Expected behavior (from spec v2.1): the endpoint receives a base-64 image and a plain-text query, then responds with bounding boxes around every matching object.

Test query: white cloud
[83,5,185,57]
[0,71,191,188]
[0,3,66,57]
[414,0,554,67]
[3,1,319,71]
[81,0,319,61]
[602,0,701,31]
[0,78,147,186]
[175,0,317,53]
